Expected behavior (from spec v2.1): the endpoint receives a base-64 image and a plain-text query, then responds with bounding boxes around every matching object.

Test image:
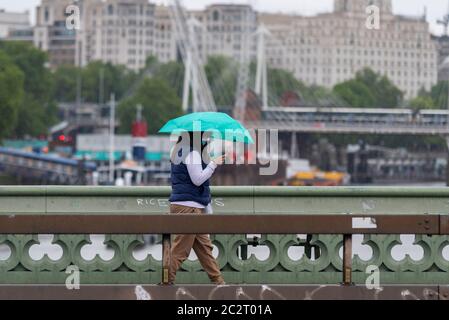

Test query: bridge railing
[0,186,449,286]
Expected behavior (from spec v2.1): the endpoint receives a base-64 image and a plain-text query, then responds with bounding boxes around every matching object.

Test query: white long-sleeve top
[170,150,217,214]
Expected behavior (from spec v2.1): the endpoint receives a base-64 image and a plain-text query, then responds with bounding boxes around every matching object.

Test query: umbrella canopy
[158,112,254,144]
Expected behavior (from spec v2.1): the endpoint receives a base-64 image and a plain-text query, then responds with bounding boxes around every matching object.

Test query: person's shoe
[157,281,174,286]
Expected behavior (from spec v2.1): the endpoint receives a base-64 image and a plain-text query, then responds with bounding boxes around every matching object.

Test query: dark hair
[176,131,208,152]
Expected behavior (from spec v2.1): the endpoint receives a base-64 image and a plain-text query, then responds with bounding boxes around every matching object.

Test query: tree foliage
[408,95,435,111]
[333,68,403,108]
[0,41,56,137]
[0,51,24,140]
[205,55,238,107]
[134,55,339,109]
[53,61,138,103]
[153,60,185,99]
[117,78,182,134]
[410,81,449,110]
[428,81,449,109]
[52,65,79,102]
[334,80,375,108]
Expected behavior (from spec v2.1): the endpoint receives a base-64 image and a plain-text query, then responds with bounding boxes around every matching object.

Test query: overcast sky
[1,0,447,35]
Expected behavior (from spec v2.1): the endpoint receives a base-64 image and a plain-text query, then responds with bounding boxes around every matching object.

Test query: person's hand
[212,154,226,166]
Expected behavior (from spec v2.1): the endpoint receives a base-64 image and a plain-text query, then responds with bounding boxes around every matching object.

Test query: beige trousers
[168,204,225,285]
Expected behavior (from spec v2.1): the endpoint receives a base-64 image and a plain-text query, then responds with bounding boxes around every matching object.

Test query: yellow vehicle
[289,170,347,186]
[285,159,349,186]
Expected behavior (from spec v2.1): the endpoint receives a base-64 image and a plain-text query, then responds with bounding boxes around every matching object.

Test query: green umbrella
[158,112,254,144]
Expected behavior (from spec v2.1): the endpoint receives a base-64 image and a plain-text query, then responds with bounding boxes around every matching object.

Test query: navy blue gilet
[169,146,211,206]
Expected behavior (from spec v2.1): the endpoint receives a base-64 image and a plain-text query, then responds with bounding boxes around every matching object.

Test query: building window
[108,5,114,15]
[213,10,219,21]
[44,7,50,22]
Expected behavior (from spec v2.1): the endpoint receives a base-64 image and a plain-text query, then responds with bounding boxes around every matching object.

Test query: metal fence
[0,186,449,293]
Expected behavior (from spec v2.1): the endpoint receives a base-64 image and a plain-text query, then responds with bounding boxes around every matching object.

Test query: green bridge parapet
[0,186,449,286]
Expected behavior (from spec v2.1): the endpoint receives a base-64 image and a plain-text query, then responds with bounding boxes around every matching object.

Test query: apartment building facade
[76,0,157,70]
[192,4,257,62]
[153,5,177,63]
[33,0,77,68]
[76,2,257,69]
[260,0,438,98]
[0,9,30,39]
[7,0,439,99]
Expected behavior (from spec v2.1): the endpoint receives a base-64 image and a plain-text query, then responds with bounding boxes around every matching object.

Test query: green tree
[118,78,182,134]
[267,68,308,104]
[153,61,185,99]
[408,95,435,111]
[146,55,237,108]
[137,55,337,109]
[429,81,449,109]
[205,55,238,107]
[304,85,347,107]
[355,68,403,107]
[53,61,138,104]
[0,51,24,140]
[150,55,238,108]
[0,41,56,137]
[82,61,137,103]
[405,81,449,110]
[333,68,403,108]
[52,65,79,102]
[205,56,320,107]
[333,80,375,107]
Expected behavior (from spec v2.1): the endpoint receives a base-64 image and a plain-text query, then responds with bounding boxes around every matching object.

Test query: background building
[153,5,177,63]
[0,9,30,39]
[4,0,441,99]
[76,0,157,70]
[77,2,258,68]
[74,0,103,67]
[192,4,257,62]
[261,0,438,99]
[34,0,77,68]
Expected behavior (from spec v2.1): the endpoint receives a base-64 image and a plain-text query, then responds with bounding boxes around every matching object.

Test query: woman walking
[167,131,226,285]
